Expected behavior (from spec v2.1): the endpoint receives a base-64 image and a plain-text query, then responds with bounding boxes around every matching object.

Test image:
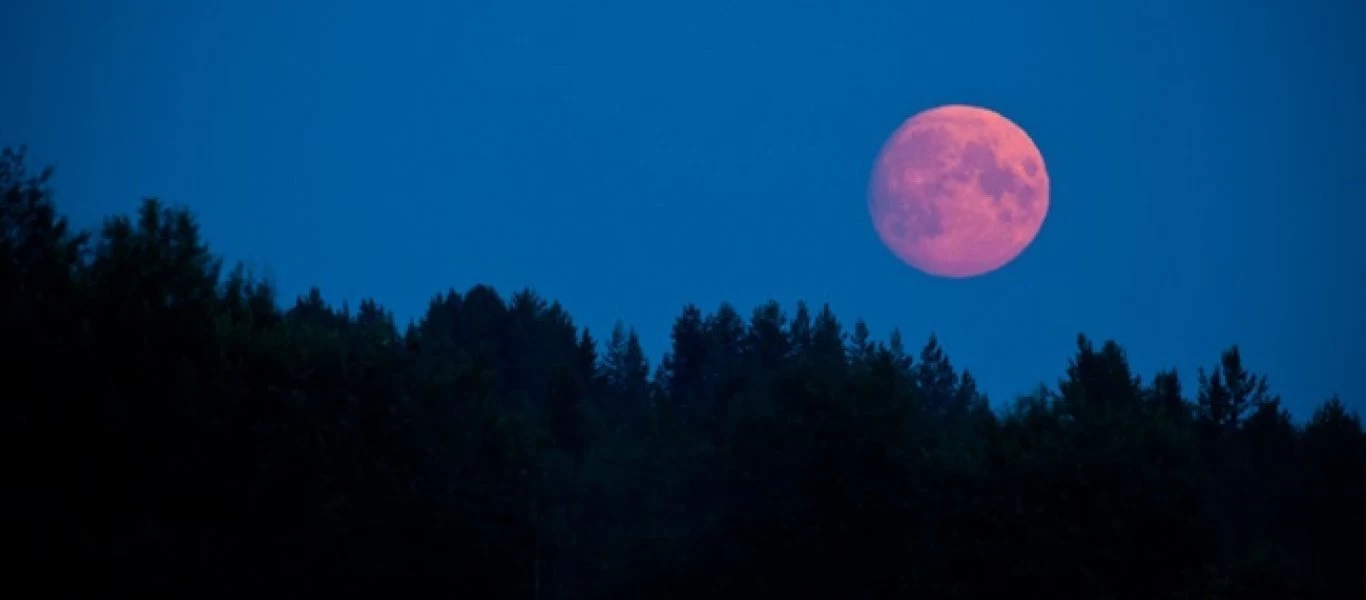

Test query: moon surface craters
[868,104,1050,279]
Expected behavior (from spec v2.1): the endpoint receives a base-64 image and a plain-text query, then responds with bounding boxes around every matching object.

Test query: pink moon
[868,104,1050,278]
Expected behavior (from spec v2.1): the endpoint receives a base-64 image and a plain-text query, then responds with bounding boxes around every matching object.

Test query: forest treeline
[5,146,1364,598]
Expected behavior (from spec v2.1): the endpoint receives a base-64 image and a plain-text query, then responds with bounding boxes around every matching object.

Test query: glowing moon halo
[869,104,1050,278]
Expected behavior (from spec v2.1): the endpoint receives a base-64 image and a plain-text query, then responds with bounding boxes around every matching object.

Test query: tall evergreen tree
[1197,345,1270,437]
[915,333,957,417]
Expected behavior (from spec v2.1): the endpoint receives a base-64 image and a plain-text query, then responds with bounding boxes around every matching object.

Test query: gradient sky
[5,0,1363,417]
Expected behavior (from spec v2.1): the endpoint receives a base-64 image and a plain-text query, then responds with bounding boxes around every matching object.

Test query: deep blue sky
[6,0,1363,416]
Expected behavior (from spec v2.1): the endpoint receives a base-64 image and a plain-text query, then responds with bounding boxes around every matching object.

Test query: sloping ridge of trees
[5,146,1363,598]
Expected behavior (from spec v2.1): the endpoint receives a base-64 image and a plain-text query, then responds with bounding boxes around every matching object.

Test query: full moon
[869,104,1050,278]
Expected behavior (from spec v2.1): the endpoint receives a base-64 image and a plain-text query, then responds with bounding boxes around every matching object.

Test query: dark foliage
[6,147,1364,597]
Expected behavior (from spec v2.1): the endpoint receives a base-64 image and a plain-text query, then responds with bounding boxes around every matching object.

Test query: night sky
[6,0,1363,417]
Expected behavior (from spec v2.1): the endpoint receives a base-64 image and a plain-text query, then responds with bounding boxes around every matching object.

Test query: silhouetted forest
[5,146,1364,598]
